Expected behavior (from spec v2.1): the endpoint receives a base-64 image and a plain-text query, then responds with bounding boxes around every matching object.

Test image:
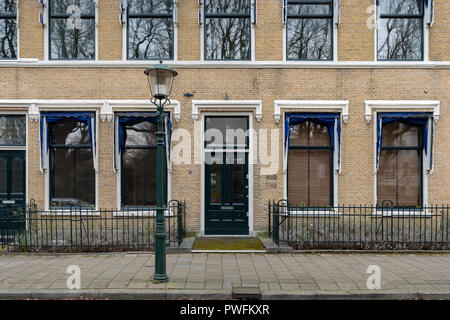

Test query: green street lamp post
[144,61,178,282]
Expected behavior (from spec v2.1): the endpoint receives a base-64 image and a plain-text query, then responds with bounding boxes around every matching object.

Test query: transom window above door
[204,0,252,60]
[48,0,96,60]
[286,0,334,61]
[0,115,25,146]
[204,116,249,150]
[127,0,174,60]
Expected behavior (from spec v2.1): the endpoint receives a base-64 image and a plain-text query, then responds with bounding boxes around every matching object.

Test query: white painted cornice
[0,99,181,122]
[192,100,262,122]
[1,59,450,69]
[364,100,440,123]
[274,100,349,123]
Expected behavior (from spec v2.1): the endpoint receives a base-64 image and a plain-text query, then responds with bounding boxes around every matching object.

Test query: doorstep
[166,238,195,254]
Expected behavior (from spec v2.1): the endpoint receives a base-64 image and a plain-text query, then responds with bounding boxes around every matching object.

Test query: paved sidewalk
[0,253,449,299]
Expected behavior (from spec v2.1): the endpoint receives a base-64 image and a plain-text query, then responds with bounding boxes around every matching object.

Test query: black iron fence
[0,200,185,252]
[268,200,450,250]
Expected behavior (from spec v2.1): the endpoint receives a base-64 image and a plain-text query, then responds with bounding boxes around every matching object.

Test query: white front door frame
[200,111,254,236]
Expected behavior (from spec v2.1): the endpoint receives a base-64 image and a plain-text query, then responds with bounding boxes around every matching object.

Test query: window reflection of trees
[204,0,251,60]
[49,0,95,59]
[0,0,17,59]
[377,0,423,60]
[286,1,332,61]
[127,0,173,60]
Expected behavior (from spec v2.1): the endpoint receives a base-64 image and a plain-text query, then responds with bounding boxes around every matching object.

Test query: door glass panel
[10,155,23,194]
[0,115,26,146]
[0,156,6,196]
[233,162,244,203]
[210,163,222,204]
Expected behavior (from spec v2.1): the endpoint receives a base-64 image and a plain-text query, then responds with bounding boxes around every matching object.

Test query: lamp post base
[152,274,169,283]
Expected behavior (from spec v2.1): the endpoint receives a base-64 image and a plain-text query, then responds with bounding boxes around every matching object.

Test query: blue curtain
[284,113,341,172]
[114,112,172,171]
[376,112,433,171]
[40,112,97,172]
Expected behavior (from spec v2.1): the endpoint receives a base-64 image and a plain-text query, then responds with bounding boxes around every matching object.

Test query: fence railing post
[273,200,279,246]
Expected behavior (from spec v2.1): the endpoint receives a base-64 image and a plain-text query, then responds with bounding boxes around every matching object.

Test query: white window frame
[274,100,349,211]
[43,0,99,61]
[121,0,178,61]
[41,108,99,213]
[113,109,175,213]
[374,0,430,62]
[0,0,19,59]
[199,110,254,236]
[199,0,256,62]
[283,0,339,62]
[364,100,440,211]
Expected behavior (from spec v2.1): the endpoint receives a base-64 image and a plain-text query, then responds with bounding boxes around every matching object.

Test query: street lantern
[144,61,178,102]
[145,61,177,283]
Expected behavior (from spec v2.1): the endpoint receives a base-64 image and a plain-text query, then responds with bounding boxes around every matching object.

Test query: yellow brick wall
[177,0,201,60]
[255,0,283,61]
[98,0,123,60]
[0,67,449,233]
[4,1,450,234]
[18,0,44,59]
[430,0,450,61]
[15,0,450,62]
[338,0,375,61]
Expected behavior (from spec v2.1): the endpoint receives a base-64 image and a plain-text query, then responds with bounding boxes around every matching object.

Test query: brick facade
[0,0,449,235]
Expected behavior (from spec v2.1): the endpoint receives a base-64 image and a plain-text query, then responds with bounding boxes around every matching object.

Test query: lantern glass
[145,62,177,101]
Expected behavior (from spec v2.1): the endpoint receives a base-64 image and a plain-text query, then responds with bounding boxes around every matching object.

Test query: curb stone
[1,289,449,300]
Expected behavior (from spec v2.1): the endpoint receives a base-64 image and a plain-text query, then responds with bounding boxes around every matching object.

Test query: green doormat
[192,237,265,251]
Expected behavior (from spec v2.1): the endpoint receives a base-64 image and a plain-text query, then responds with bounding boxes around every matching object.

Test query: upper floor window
[0,0,17,59]
[49,0,96,60]
[127,0,174,60]
[377,0,424,61]
[204,0,251,60]
[286,0,333,61]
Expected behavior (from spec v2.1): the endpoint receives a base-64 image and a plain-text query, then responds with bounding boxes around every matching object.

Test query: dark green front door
[205,152,249,235]
[0,151,26,234]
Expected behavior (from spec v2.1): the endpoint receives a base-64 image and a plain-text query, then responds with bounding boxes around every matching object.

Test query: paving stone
[0,253,448,297]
